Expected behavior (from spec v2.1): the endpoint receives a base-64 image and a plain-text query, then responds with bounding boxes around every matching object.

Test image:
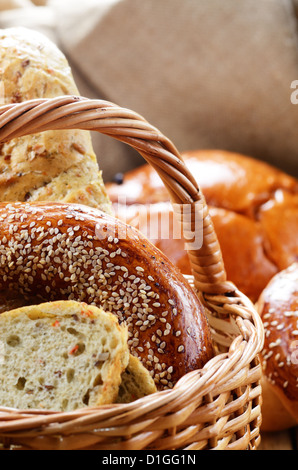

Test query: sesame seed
[269,339,282,348]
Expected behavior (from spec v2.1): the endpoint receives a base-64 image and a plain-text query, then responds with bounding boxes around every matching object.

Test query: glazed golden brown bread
[107,150,298,302]
[0,201,214,389]
[0,27,111,213]
[257,263,298,431]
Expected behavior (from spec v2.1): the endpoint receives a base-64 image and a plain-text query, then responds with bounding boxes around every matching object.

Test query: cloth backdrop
[0,0,298,181]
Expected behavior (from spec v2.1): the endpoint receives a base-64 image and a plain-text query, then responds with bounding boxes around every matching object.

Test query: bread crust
[0,201,214,389]
[106,149,298,212]
[260,376,297,431]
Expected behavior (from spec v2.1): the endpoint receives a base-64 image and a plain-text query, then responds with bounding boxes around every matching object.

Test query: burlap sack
[1,0,297,180]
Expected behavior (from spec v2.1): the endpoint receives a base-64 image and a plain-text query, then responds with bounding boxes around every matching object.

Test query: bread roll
[107,149,298,302]
[257,263,298,431]
[0,27,111,214]
[0,301,129,411]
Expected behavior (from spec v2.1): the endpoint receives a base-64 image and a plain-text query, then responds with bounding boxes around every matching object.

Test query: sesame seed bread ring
[0,201,214,389]
[257,263,298,431]
[0,300,129,411]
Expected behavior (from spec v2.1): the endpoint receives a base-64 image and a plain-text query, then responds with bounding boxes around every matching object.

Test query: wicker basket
[0,96,264,450]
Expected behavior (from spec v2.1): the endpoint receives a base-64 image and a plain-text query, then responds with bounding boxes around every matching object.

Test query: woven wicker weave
[0,96,264,450]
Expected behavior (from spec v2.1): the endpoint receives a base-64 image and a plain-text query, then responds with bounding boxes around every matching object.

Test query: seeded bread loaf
[0,301,129,411]
[0,27,111,214]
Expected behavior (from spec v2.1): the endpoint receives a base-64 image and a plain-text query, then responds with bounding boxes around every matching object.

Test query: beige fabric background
[0,0,298,182]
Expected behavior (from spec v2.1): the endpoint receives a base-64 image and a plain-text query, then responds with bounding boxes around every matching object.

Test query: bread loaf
[0,201,214,389]
[107,149,298,302]
[0,301,129,411]
[0,27,111,214]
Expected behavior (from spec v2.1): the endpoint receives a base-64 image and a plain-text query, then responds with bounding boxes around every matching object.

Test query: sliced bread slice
[0,301,129,411]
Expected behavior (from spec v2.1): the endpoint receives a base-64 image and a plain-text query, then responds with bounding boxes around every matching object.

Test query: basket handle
[0,95,233,295]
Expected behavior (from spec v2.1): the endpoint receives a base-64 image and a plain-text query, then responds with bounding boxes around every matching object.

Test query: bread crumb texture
[0,301,129,411]
[117,354,157,403]
[0,27,112,214]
